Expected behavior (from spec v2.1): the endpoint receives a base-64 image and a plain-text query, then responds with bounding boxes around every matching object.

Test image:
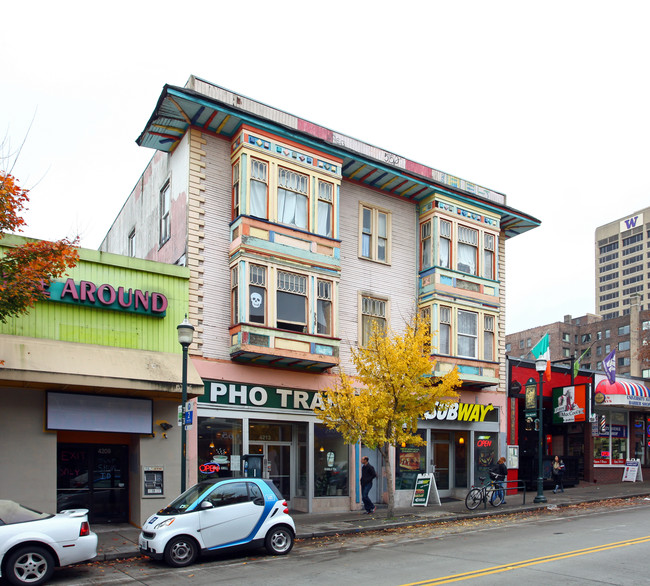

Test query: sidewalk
[94,480,650,562]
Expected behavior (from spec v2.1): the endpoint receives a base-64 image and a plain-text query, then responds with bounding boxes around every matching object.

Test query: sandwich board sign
[622,459,643,482]
[411,473,440,506]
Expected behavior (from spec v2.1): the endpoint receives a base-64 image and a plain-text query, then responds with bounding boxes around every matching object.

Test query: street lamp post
[534,358,548,504]
[177,316,195,493]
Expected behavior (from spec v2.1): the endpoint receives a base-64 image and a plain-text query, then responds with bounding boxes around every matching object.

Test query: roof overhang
[137,76,540,239]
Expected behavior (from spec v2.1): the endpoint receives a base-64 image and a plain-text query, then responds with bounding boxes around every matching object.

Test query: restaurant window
[314,424,348,497]
[593,411,628,466]
[197,418,243,481]
[395,431,426,490]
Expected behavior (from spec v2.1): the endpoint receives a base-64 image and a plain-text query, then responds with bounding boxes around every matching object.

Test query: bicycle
[465,472,504,510]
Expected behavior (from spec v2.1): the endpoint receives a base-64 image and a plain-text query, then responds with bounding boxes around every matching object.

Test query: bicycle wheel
[489,486,503,507]
[465,488,483,510]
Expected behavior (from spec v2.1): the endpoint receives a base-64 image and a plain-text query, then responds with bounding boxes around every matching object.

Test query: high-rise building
[595,208,649,319]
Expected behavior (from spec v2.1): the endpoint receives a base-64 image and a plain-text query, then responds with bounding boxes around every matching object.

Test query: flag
[573,347,590,378]
[531,333,551,381]
[603,349,616,384]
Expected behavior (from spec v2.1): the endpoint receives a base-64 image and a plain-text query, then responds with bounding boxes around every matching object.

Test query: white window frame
[421,221,432,269]
[359,204,391,264]
[360,295,387,345]
[483,232,495,280]
[483,314,495,361]
[160,181,171,245]
[439,306,451,355]
[317,180,333,238]
[457,309,478,358]
[278,167,309,230]
[250,158,268,219]
[231,265,239,325]
[233,161,241,218]
[317,279,333,335]
[457,225,478,275]
[276,270,308,332]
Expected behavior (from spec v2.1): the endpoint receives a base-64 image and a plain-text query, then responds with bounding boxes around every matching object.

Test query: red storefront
[507,358,594,489]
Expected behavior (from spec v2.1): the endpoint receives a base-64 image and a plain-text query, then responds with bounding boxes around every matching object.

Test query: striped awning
[595,379,650,407]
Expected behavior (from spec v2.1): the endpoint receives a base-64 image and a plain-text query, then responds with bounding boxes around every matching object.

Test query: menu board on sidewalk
[411,473,440,506]
[622,459,644,482]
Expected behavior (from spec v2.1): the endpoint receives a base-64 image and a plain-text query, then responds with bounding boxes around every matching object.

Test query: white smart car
[0,500,98,586]
[139,478,295,567]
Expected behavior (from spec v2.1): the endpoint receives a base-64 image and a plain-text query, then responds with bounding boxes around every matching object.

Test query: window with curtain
[457,310,477,358]
[250,159,268,219]
[421,221,431,269]
[249,264,266,324]
[439,306,451,355]
[361,296,386,345]
[483,314,494,361]
[439,220,451,268]
[457,226,477,275]
[232,161,240,218]
[317,279,332,335]
[276,271,307,332]
[231,265,239,325]
[483,233,495,279]
[278,168,308,229]
[317,181,333,237]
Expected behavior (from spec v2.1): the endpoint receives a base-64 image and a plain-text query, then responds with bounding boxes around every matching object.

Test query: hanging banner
[552,385,586,424]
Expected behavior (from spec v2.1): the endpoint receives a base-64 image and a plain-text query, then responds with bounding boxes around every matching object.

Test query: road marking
[400,535,650,585]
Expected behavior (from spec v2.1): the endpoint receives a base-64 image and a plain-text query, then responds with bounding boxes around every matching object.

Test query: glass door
[431,432,450,495]
[248,442,291,501]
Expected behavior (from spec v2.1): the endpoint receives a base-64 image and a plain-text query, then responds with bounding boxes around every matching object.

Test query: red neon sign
[199,463,220,474]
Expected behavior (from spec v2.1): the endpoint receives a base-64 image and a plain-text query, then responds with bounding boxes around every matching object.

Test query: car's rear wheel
[265,525,294,555]
[163,535,198,568]
[5,545,55,586]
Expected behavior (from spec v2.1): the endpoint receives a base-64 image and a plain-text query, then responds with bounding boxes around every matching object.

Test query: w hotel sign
[620,213,643,232]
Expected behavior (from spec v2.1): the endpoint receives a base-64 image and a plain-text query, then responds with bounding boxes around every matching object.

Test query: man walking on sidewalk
[361,456,377,514]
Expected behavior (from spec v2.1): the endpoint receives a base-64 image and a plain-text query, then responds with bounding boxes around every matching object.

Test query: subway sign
[46,279,168,317]
[201,381,324,412]
[423,402,497,423]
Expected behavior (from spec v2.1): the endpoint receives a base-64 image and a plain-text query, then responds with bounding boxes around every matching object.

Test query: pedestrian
[493,456,508,504]
[552,455,565,493]
[360,456,377,514]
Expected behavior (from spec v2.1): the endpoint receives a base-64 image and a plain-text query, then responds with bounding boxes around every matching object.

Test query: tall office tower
[595,208,650,319]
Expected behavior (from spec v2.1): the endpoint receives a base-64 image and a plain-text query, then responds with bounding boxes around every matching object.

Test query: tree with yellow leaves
[317,316,461,517]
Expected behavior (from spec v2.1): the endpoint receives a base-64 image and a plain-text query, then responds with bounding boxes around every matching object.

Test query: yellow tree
[317,316,461,517]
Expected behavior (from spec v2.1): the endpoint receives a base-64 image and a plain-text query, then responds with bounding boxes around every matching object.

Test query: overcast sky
[3,1,650,334]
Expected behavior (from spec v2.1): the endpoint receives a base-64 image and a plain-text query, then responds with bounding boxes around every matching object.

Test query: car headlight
[154,518,176,529]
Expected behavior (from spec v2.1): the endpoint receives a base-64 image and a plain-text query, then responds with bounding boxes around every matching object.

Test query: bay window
[484,315,495,361]
[483,233,495,279]
[231,266,239,325]
[421,221,431,269]
[439,306,451,355]
[233,161,240,218]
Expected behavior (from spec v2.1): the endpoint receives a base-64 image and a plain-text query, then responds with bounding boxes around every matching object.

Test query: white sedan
[0,500,98,586]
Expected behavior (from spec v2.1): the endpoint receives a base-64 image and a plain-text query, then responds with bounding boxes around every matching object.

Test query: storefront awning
[595,379,650,408]
[0,335,204,398]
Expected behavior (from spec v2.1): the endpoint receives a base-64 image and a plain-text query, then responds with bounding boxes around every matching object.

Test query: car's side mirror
[200,500,214,510]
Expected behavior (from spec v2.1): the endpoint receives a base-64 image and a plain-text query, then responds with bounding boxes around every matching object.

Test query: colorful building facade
[100,76,539,513]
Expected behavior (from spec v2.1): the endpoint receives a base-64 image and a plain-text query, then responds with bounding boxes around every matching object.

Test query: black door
[57,444,129,523]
